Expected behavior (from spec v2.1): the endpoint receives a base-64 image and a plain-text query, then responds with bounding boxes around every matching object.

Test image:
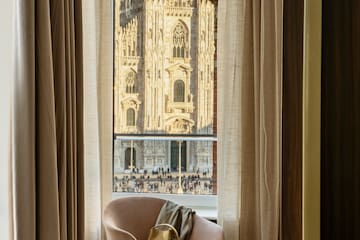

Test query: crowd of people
[113,169,214,195]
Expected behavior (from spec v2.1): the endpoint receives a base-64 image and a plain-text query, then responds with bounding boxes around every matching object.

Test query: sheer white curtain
[83,0,113,239]
[0,2,15,239]
[0,84,12,240]
[0,76,12,240]
[217,0,283,239]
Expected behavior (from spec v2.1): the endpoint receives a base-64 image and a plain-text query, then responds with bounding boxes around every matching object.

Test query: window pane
[174,80,185,102]
[126,109,135,126]
[113,0,218,195]
[113,139,215,195]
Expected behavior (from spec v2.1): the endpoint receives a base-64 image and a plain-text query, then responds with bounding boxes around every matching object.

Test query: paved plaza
[113,170,214,195]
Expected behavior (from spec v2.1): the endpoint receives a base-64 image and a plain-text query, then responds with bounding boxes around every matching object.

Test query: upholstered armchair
[103,197,224,240]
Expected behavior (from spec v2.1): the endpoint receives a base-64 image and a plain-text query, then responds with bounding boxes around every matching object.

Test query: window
[173,22,188,58]
[126,108,135,126]
[174,80,185,102]
[126,71,136,93]
[113,0,218,201]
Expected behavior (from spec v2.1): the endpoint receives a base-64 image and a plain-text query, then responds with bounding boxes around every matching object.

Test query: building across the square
[113,0,216,173]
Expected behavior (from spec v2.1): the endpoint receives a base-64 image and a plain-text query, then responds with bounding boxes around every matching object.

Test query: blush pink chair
[103,197,224,240]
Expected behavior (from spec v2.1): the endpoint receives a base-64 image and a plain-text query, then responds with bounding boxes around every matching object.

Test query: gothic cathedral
[113,0,216,173]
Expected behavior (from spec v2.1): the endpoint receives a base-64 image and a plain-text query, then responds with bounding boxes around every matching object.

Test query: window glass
[126,108,135,126]
[174,80,185,102]
[113,0,218,195]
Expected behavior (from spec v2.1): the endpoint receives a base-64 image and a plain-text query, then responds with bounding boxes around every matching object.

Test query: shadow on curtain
[13,0,84,239]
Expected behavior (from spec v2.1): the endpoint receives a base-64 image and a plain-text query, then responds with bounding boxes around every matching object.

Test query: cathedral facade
[113,0,216,173]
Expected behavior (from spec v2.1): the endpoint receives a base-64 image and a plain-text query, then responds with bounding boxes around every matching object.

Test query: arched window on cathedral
[174,80,185,102]
[173,22,188,58]
[126,108,136,126]
[126,71,136,93]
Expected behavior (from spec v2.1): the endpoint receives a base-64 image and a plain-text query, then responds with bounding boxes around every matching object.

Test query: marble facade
[113,0,216,173]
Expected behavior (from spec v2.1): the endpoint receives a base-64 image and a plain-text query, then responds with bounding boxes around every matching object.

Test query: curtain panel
[0,1,15,238]
[82,0,114,239]
[13,0,84,239]
[217,0,283,239]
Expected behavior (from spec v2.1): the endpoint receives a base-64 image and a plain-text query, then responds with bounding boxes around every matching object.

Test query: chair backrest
[104,197,166,240]
[190,214,223,240]
[103,197,224,240]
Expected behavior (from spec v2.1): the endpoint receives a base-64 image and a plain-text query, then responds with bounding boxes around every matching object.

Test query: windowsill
[112,192,218,220]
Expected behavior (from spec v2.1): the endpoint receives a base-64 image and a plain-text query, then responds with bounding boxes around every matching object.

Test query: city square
[113,169,214,195]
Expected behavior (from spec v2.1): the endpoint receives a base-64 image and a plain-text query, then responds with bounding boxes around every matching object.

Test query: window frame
[111,0,218,220]
[112,192,218,220]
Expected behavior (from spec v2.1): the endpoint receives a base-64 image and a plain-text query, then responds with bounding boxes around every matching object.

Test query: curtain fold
[82,0,102,238]
[217,0,283,239]
[13,0,84,239]
[0,2,15,239]
[13,0,36,238]
[82,0,113,239]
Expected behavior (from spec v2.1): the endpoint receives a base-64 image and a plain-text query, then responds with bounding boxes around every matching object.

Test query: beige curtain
[12,0,84,239]
[217,0,283,239]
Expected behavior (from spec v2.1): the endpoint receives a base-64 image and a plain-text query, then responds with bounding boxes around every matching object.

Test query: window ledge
[112,192,217,220]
